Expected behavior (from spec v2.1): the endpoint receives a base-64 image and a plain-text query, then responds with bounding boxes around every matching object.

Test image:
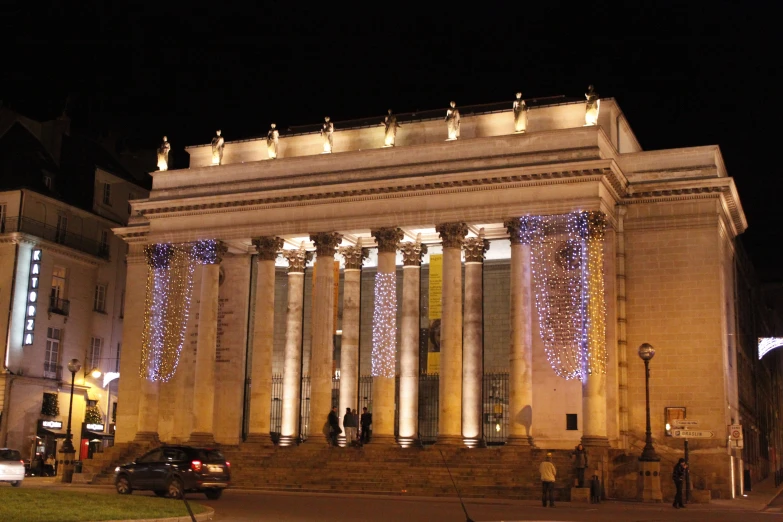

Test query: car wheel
[116,476,132,495]
[11,481,22,488]
[204,489,223,500]
[167,477,184,499]
[154,490,167,497]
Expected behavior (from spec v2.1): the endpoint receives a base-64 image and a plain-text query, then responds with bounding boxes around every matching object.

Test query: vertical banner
[427,254,443,373]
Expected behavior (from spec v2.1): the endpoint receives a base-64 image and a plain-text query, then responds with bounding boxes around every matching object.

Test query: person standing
[571,444,589,487]
[327,407,341,447]
[672,458,687,508]
[539,452,557,507]
[360,407,372,444]
[343,407,357,446]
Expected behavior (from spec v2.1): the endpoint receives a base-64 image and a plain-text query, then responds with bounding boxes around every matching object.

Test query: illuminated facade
[114,96,757,499]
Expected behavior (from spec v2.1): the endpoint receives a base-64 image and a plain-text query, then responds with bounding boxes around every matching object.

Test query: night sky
[3,2,781,281]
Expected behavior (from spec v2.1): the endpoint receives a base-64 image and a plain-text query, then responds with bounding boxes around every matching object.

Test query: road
[27,481,780,522]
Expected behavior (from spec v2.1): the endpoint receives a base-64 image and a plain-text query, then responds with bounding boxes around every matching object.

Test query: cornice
[0,232,102,267]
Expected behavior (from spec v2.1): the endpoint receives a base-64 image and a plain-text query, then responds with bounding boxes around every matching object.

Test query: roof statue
[267,123,279,159]
[445,101,460,141]
[513,92,528,133]
[584,85,600,126]
[157,136,171,171]
[211,130,225,165]
[321,116,334,153]
[382,109,401,147]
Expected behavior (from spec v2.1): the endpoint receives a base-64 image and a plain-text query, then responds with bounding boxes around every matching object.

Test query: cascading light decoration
[371,272,397,378]
[529,211,607,380]
[139,242,197,382]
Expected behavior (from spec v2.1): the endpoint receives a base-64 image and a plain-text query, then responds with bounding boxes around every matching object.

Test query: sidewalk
[709,475,783,511]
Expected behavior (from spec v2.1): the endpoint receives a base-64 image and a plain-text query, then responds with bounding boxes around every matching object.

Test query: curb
[86,507,214,522]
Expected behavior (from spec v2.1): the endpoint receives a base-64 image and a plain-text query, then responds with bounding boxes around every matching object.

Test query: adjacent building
[0,107,149,463]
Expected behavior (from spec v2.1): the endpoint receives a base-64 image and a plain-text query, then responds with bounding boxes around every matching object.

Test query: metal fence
[268,372,509,445]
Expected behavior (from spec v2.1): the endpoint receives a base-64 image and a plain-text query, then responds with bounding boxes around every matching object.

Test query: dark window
[0,449,22,461]
[137,449,164,463]
[566,413,578,431]
[197,449,225,462]
[163,448,187,462]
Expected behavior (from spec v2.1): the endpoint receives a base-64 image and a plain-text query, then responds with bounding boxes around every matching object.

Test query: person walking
[672,458,687,508]
[327,406,341,447]
[571,443,589,487]
[360,407,372,444]
[539,452,557,507]
[343,407,357,446]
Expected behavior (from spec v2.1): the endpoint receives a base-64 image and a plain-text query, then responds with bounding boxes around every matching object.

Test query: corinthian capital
[504,217,535,245]
[282,244,313,273]
[399,241,428,266]
[463,236,489,263]
[371,227,404,253]
[310,232,343,259]
[580,211,607,241]
[339,239,369,270]
[436,222,468,248]
[192,240,227,265]
[252,236,284,261]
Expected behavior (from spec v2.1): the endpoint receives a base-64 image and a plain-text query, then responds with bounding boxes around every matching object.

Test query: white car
[0,448,24,487]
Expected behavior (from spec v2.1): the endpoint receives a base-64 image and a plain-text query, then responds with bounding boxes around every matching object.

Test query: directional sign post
[672,429,714,439]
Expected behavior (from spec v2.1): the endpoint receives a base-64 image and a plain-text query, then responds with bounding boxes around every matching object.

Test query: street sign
[729,424,743,440]
[672,429,714,439]
[672,419,700,427]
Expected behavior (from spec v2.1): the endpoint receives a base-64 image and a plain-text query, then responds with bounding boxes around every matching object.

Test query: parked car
[0,448,25,487]
[114,445,230,499]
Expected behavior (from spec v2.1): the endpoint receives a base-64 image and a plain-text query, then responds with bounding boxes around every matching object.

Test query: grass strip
[0,488,208,522]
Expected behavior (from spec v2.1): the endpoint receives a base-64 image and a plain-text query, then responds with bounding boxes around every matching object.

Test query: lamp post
[58,358,81,483]
[638,343,659,461]
[637,343,662,502]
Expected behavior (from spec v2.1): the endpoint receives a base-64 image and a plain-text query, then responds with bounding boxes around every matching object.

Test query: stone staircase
[78,441,158,485]
[220,443,576,500]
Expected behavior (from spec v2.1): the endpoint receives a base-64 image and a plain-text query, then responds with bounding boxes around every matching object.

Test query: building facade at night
[112,96,774,499]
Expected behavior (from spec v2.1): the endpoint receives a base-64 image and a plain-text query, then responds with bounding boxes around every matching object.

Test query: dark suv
[115,445,230,499]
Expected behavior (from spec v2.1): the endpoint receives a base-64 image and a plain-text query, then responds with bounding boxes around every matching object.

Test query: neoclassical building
[114,95,748,498]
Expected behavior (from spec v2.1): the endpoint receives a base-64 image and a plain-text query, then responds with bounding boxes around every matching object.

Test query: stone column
[370,228,404,444]
[398,240,427,447]
[462,233,489,447]
[435,222,467,444]
[279,245,312,446]
[247,237,283,443]
[580,211,609,447]
[309,232,342,444]
[189,242,227,444]
[505,218,534,445]
[616,207,629,449]
[133,247,164,443]
[337,241,368,444]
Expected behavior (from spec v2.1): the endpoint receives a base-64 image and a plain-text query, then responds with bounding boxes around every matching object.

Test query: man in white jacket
[539,452,557,507]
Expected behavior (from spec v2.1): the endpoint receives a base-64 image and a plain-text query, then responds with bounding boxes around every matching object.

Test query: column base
[245,433,274,445]
[188,432,215,445]
[278,435,299,447]
[639,460,663,502]
[436,434,463,446]
[133,431,160,444]
[506,434,535,446]
[581,436,610,448]
[397,436,419,448]
[369,433,397,445]
[463,437,485,448]
[57,450,76,483]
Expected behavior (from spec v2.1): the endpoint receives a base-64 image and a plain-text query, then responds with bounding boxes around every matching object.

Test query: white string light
[371,272,397,377]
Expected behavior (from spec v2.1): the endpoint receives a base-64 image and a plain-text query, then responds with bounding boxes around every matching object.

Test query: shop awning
[37,427,68,439]
[81,430,113,440]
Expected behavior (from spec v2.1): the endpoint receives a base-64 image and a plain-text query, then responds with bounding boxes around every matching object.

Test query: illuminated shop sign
[759,338,783,360]
[86,423,105,431]
[41,420,63,429]
[23,249,42,345]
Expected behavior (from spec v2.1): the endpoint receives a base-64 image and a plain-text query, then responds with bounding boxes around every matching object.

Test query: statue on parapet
[513,92,528,133]
[157,136,171,171]
[267,123,279,159]
[584,85,600,126]
[445,101,460,141]
[211,130,225,165]
[321,116,334,153]
[382,109,401,147]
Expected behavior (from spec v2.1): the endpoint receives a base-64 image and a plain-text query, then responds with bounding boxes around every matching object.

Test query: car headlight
[115,466,120,473]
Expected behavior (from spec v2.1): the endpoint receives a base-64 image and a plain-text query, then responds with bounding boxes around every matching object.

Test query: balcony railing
[1,217,110,259]
[49,296,70,316]
[43,362,63,381]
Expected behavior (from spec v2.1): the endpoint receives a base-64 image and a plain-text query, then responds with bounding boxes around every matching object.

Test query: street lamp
[638,343,659,462]
[59,358,81,483]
